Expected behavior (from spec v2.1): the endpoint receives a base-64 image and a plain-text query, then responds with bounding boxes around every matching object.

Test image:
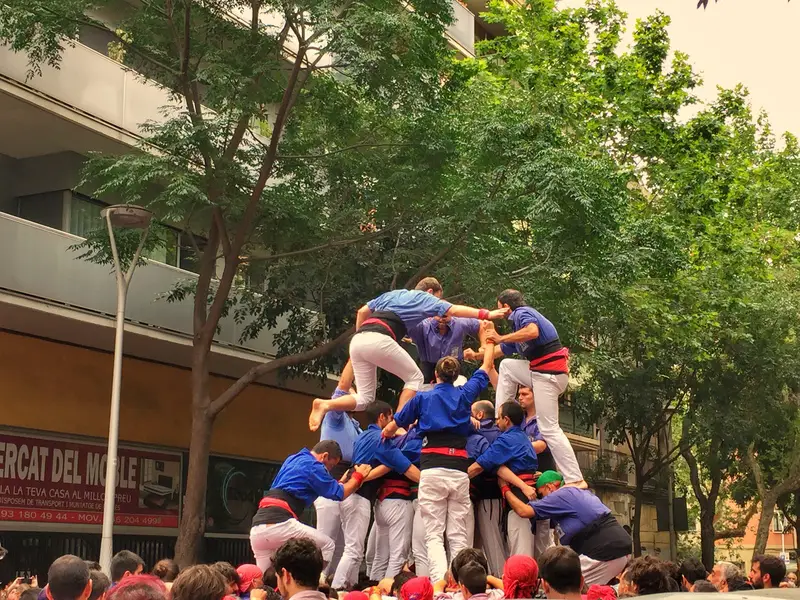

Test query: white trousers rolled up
[411,499,429,577]
[315,497,345,578]
[350,332,424,409]
[418,468,471,582]
[369,499,414,580]
[580,554,630,586]
[476,499,507,576]
[331,494,372,589]
[495,360,582,483]
[250,520,335,573]
[534,519,554,559]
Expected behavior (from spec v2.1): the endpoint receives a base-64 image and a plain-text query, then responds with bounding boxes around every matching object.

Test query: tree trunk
[753,492,778,560]
[700,507,716,571]
[633,482,645,557]
[174,391,215,567]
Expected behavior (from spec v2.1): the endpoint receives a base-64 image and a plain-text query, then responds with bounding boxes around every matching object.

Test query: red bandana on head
[503,554,540,599]
[400,577,434,600]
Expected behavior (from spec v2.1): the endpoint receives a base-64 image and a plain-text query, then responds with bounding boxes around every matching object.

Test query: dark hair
[451,549,488,584]
[48,555,91,600]
[171,565,226,600]
[273,539,323,589]
[539,546,582,594]
[754,554,787,587]
[664,561,682,591]
[726,576,753,591]
[110,551,145,583]
[212,562,240,588]
[497,289,525,310]
[500,402,524,426]
[85,562,102,573]
[458,563,487,596]
[88,571,110,600]
[415,277,443,294]
[391,572,416,596]
[679,558,707,587]
[264,589,283,600]
[365,401,393,424]
[312,440,342,461]
[20,589,41,600]
[106,576,166,600]
[692,580,718,593]
[435,356,461,384]
[151,560,179,583]
[472,400,495,420]
[623,556,671,595]
[262,568,277,589]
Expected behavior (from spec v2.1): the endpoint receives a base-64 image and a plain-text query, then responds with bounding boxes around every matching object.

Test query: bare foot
[564,479,589,490]
[309,398,328,431]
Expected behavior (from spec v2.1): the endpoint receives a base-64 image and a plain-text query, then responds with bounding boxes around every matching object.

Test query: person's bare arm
[497,466,537,500]
[364,464,390,482]
[487,576,503,590]
[356,304,372,330]
[533,440,547,454]
[469,344,505,362]
[502,486,535,518]
[342,464,372,499]
[447,306,510,320]
[404,464,421,483]
[467,462,484,478]
[486,322,539,345]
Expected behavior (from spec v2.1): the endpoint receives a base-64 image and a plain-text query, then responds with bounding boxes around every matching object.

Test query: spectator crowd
[2,542,796,600]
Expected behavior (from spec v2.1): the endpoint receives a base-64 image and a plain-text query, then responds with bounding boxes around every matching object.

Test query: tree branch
[208,326,355,416]
[242,226,395,263]
[278,143,417,161]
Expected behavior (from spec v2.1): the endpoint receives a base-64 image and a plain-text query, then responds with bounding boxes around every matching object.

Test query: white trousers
[495,361,582,483]
[332,494,372,589]
[315,497,345,577]
[350,332,424,409]
[250,520,335,572]
[580,554,630,586]
[507,510,535,558]
[365,521,378,575]
[370,499,414,580]
[418,468,471,582]
[534,519,555,559]
[411,499,429,577]
[477,499,507,576]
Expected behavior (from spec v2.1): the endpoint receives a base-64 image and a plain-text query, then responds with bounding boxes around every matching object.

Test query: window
[68,194,104,237]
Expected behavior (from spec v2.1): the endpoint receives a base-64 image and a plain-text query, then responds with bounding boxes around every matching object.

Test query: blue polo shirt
[475,425,538,473]
[500,306,559,359]
[409,317,480,363]
[367,290,453,329]
[270,448,344,506]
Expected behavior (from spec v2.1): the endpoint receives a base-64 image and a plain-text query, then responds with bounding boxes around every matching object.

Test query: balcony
[446,0,475,57]
[0,212,280,356]
[576,448,667,492]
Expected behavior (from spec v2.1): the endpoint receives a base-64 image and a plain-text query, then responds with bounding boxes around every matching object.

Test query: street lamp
[99,204,153,576]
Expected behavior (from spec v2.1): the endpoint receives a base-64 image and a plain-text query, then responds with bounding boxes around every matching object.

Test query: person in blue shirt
[476,289,585,488]
[501,470,632,586]
[331,401,418,589]
[408,316,480,389]
[315,363,363,579]
[468,402,539,558]
[380,326,497,583]
[249,440,371,573]
[309,277,509,431]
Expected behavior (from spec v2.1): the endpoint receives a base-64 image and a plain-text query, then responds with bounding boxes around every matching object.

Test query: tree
[1,0,464,564]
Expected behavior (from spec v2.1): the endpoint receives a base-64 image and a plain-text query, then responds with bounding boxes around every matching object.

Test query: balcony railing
[576,448,667,492]
[446,0,475,57]
[0,212,280,356]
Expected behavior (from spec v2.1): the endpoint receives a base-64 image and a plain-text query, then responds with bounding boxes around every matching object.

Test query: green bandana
[535,470,564,489]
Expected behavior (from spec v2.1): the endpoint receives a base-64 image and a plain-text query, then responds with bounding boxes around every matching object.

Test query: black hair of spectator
[212,562,240,587]
[273,539,323,589]
[151,560,179,583]
[726,576,754,592]
[754,554,787,587]
[262,568,278,589]
[88,571,110,600]
[110,551,145,583]
[355,578,379,592]
[539,546,583,594]
[391,572,416,596]
[497,290,526,310]
[48,555,91,600]
[679,558,707,587]
[450,549,489,585]
[623,556,671,596]
[692,580,718,593]
[264,589,283,600]
[20,589,41,600]
[85,562,102,573]
[663,561,682,591]
[312,440,343,461]
[500,402,524,426]
[458,563,488,596]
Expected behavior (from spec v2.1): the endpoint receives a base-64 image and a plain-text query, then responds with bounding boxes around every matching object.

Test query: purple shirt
[409,317,480,362]
[521,415,544,443]
[530,487,611,544]
[500,306,559,358]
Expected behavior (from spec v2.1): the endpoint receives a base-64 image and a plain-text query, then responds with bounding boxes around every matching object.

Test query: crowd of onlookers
[1,543,797,600]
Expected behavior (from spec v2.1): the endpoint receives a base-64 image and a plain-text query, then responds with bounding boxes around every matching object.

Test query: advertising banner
[0,431,181,528]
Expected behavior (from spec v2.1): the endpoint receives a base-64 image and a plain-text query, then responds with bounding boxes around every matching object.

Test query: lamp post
[99,205,153,576]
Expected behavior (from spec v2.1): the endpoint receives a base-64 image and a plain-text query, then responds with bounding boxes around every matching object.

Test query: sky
[560,0,800,137]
